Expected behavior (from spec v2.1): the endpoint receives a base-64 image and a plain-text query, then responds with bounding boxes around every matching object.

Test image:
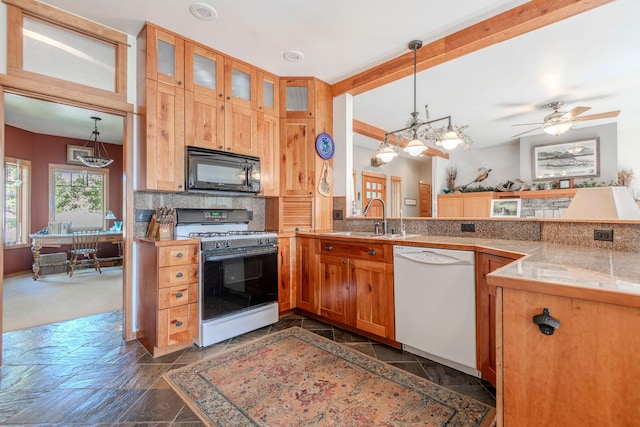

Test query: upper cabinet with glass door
[184,42,225,99]
[224,59,257,110]
[280,78,315,118]
[257,71,280,116]
[143,25,185,87]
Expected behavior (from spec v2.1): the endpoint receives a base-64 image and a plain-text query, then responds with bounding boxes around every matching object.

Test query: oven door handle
[203,247,277,262]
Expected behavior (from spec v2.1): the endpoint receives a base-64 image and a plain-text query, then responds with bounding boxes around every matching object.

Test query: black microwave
[186,147,261,194]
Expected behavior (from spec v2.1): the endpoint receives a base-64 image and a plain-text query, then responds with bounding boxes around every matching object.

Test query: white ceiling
[5,0,640,152]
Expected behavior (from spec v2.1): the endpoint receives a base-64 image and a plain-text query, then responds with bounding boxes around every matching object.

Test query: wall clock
[315,133,335,160]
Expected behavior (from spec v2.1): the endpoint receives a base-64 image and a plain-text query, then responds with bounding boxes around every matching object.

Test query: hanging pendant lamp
[77,116,114,168]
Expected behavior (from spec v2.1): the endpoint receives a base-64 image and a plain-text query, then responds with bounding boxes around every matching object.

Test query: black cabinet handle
[368,249,377,255]
[174,320,183,327]
[175,292,183,298]
[176,272,184,278]
[176,252,183,258]
[324,245,333,251]
[533,308,560,335]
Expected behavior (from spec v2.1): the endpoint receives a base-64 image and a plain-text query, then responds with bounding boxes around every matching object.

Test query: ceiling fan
[511,101,620,138]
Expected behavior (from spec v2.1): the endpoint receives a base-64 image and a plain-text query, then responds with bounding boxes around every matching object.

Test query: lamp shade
[105,210,116,220]
[375,145,397,163]
[404,138,426,156]
[563,187,640,220]
[543,121,573,136]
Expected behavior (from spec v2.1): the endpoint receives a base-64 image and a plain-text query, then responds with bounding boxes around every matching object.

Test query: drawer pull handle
[368,249,377,255]
[174,320,183,327]
[324,245,333,251]
[176,272,184,278]
[175,292,183,298]
[176,252,184,258]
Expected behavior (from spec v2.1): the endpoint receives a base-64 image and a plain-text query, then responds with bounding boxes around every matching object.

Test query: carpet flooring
[2,267,122,332]
[165,326,496,426]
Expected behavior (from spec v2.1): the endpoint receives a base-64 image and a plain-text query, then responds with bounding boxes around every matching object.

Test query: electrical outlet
[461,223,476,232]
[332,210,344,220]
[135,209,155,222]
[594,229,614,242]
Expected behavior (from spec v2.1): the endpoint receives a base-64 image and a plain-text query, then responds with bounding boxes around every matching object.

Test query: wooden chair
[68,231,102,277]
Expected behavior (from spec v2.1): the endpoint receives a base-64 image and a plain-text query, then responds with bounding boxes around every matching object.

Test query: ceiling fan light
[543,121,573,135]
[404,138,426,156]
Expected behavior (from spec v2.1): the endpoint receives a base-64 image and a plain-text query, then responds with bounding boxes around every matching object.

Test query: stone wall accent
[520,197,572,219]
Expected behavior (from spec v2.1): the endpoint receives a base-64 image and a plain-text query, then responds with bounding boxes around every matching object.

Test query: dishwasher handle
[394,250,473,266]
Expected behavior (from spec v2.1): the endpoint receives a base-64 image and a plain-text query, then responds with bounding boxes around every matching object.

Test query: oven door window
[201,251,278,321]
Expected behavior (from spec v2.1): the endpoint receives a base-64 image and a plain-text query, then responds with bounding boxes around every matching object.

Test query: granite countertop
[304,231,640,306]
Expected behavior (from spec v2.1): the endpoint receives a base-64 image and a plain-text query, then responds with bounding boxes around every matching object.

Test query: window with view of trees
[49,164,109,230]
[4,158,31,246]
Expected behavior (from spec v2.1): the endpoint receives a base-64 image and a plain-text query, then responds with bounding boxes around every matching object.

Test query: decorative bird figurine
[465,167,492,186]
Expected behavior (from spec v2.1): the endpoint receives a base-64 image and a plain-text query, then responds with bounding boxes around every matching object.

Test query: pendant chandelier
[375,40,473,163]
[77,116,114,168]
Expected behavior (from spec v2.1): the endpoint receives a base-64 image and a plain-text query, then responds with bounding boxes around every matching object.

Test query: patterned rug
[164,327,496,426]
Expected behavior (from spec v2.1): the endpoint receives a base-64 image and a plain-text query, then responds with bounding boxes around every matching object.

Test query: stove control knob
[257,238,264,245]
[213,242,220,249]
[224,241,231,248]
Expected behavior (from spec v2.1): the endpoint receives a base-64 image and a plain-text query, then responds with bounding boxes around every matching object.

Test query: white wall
[447,142,520,191]
[618,124,640,198]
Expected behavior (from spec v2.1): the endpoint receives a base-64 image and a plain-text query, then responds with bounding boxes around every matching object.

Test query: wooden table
[29,232,123,280]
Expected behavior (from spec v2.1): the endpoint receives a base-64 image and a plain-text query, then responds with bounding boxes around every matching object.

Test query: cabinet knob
[219,93,223,98]
[324,245,333,251]
[177,81,182,86]
[533,308,560,336]
[342,260,346,265]
[368,249,377,255]
[176,252,183,258]
[176,272,184,278]
[227,96,231,100]
[175,292,183,298]
[177,184,183,189]
[173,320,183,327]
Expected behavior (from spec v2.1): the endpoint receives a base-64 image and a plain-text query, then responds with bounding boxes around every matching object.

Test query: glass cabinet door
[257,70,279,116]
[224,59,255,109]
[185,43,225,98]
[149,27,184,87]
[280,78,315,117]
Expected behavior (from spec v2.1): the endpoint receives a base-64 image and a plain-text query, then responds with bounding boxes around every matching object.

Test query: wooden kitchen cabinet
[184,90,225,151]
[437,192,497,217]
[475,252,519,386]
[184,41,225,98]
[257,70,279,116]
[136,240,199,357]
[280,117,315,196]
[224,58,256,110]
[315,239,395,340]
[280,78,315,117]
[257,112,280,196]
[277,236,293,313]
[295,236,317,313]
[143,25,185,87]
[496,287,640,426]
[223,103,258,156]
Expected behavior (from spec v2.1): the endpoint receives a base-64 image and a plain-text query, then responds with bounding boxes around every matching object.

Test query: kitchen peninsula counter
[301,232,640,307]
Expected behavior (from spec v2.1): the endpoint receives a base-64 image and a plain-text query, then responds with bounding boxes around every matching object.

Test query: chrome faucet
[363,198,387,235]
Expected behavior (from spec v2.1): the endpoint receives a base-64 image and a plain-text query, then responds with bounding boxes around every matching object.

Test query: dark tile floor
[1,311,495,425]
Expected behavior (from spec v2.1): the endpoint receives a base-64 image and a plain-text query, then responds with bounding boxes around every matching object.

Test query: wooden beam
[332,0,614,96]
[352,119,449,159]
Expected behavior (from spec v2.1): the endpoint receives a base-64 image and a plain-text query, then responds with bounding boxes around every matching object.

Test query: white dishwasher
[393,245,479,377]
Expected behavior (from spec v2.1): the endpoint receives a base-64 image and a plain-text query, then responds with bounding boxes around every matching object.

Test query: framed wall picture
[532,138,600,181]
[67,145,93,164]
[558,178,573,189]
[490,199,521,218]
[404,198,417,206]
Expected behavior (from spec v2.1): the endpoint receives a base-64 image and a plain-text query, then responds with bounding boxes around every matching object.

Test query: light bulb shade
[105,210,116,220]
[543,121,573,135]
[440,136,462,150]
[404,138,426,156]
[375,145,397,163]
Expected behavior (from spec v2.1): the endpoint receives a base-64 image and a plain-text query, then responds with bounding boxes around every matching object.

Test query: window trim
[4,157,32,248]
[48,163,110,230]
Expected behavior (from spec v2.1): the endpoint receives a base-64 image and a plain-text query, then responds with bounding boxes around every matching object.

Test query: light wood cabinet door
[295,237,317,314]
[145,26,185,87]
[476,253,516,386]
[257,112,280,196]
[224,58,256,110]
[280,117,314,196]
[257,70,279,116]
[184,91,225,150]
[500,288,640,426]
[280,78,315,118]
[224,103,257,156]
[277,237,292,313]
[144,80,185,191]
[352,258,394,339]
[184,42,224,99]
[437,195,464,217]
[318,254,351,325]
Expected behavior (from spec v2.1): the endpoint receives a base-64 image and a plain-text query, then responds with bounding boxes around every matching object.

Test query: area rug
[164,327,496,426]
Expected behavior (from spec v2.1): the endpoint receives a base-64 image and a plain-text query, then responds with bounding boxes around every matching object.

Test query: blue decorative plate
[315,133,335,160]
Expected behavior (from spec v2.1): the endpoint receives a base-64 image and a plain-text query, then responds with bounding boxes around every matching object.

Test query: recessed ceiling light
[189,2,217,21]
[283,50,304,62]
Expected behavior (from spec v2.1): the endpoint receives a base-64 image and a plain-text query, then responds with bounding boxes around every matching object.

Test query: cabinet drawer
[158,264,198,288]
[159,245,198,267]
[316,239,387,262]
[158,303,198,347]
[158,283,198,309]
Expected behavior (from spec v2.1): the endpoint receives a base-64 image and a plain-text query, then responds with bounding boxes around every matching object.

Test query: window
[4,158,31,246]
[49,164,109,230]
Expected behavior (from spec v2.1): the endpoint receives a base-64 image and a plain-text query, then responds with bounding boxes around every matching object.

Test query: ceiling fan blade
[563,106,590,120]
[512,122,544,126]
[574,110,620,121]
[511,127,542,138]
